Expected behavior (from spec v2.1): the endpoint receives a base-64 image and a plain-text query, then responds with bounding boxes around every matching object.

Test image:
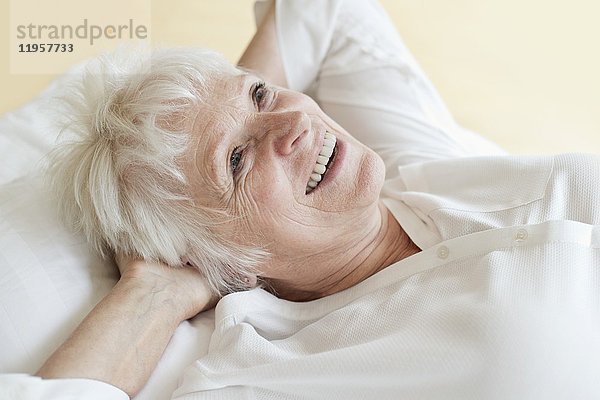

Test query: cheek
[230,162,295,235]
[355,149,385,199]
[245,163,293,207]
[316,144,385,214]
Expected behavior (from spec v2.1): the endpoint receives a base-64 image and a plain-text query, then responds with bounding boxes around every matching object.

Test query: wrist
[116,274,187,324]
[118,265,216,321]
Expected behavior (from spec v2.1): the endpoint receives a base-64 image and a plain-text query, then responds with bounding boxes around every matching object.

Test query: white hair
[47,47,267,295]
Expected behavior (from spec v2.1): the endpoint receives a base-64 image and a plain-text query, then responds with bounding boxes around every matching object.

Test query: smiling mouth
[305,131,338,194]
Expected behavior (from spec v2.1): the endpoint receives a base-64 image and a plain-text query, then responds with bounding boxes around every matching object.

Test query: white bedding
[0,69,216,400]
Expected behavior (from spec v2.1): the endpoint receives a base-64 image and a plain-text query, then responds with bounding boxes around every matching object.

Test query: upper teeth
[306,131,336,194]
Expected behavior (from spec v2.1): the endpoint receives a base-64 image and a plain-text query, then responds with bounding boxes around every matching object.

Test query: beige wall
[1,0,598,154]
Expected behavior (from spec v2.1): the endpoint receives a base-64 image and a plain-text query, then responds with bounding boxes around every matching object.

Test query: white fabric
[176,220,600,400]
[0,374,128,399]
[0,176,118,371]
[3,0,599,398]
[0,68,215,399]
[171,1,600,399]
[383,153,600,249]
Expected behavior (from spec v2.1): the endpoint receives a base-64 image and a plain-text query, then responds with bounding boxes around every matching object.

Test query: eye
[253,81,267,109]
[230,146,243,174]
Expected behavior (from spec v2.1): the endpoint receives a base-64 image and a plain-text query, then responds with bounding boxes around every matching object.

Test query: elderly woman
[6,0,600,399]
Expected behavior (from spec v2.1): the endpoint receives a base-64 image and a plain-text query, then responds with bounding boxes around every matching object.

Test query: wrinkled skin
[183,73,392,299]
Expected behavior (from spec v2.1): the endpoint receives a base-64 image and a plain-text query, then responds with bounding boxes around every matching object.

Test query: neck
[271,201,420,301]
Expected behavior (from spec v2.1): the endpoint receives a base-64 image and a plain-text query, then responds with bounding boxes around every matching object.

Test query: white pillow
[0,63,120,373]
[0,74,73,185]
[0,174,119,372]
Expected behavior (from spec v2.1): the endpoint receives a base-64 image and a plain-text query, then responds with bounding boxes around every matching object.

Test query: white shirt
[5,0,599,399]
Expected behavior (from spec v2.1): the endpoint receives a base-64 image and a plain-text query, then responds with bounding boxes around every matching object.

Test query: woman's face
[184,73,385,292]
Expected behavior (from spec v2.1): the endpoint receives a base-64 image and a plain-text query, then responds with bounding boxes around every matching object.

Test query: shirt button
[437,245,450,259]
[515,229,528,242]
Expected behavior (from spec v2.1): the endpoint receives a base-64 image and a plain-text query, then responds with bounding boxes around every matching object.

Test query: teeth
[319,145,334,157]
[310,173,322,182]
[313,164,326,175]
[306,131,337,194]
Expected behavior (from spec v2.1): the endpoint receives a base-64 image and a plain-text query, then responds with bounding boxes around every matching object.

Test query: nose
[268,111,311,156]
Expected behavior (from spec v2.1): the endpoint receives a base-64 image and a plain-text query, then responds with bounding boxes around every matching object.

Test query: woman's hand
[115,253,220,321]
[36,255,219,397]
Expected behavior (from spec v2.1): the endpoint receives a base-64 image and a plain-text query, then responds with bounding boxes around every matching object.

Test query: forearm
[36,277,183,397]
[237,1,288,88]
